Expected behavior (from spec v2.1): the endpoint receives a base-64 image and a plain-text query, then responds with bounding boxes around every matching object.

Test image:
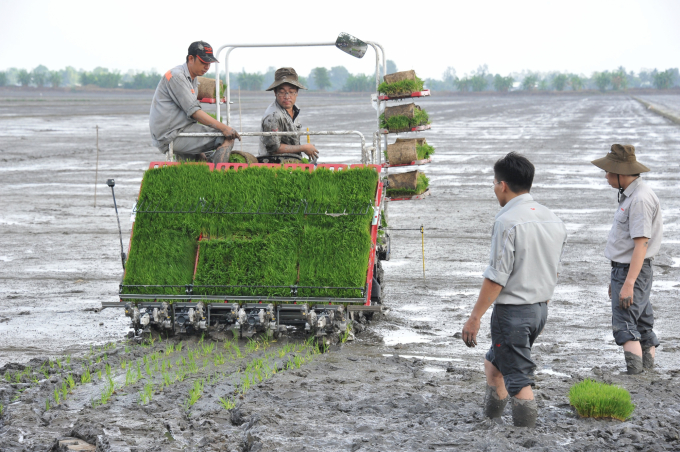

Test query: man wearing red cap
[592,144,663,374]
[149,41,240,162]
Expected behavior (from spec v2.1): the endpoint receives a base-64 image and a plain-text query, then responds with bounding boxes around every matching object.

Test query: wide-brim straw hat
[266,67,307,91]
[591,144,650,175]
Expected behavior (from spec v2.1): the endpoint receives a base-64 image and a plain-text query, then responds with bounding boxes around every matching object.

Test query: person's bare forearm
[470,278,503,321]
[625,237,649,286]
[461,278,503,347]
[276,144,304,154]
[192,110,226,131]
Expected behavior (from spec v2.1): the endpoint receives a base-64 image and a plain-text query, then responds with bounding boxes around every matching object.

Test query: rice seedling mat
[120,162,383,305]
[385,172,430,202]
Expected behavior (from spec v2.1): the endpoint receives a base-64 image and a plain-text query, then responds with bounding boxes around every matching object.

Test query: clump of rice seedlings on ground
[139,382,154,405]
[379,109,429,131]
[386,173,430,197]
[569,379,635,421]
[99,376,116,406]
[187,380,204,407]
[219,396,236,410]
[81,368,92,384]
[378,76,424,95]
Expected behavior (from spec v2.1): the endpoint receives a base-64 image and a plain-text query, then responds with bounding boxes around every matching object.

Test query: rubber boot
[210,139,235,164]
[642,347,654,370]
[483,385,508,420]
[511,398,537,428]
[624,351,644,375]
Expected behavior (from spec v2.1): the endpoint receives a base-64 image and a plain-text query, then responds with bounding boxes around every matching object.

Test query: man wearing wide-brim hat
[592,144,663,375]
[258,68,319,160]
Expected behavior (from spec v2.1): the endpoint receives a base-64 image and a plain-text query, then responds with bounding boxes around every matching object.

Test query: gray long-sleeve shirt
[149,63,202,153]
[604,178,663,263]
[482,193,568,305]
[258,100,301,156]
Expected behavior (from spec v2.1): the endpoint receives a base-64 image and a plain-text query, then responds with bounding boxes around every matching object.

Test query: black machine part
[107,178,127,270]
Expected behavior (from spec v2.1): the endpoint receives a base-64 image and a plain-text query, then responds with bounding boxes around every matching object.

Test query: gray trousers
[172,122,225,158]
[610,261,659,348]
[485,302,548,397]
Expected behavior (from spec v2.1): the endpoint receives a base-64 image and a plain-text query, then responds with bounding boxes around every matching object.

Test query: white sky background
[0,0,678,78]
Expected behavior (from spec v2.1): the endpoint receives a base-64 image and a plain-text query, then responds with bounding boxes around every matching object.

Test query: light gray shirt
[258,100,301,156]
[149,63,202,153]
[604,178,662,263]
[483,193,568,305]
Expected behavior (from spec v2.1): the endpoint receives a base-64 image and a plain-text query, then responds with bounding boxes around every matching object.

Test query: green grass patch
[569,379,635,421]
[228,153,247,163]
[378,76,424,95]
[417,143,435,160]
[122,164,378,300]
[380,109,430,131]
[386,173,430,197]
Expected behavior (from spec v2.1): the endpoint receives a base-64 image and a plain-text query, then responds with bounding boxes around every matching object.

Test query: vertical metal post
[94,125,99,207]
[107,179,126,270]
[421,225,425,279]
[225,47,235,126]
[239,88,243,151]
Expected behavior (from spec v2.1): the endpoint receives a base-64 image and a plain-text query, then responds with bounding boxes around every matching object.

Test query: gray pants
[172,122,225,159]
[485,302,547,397]
[610,261,659,348]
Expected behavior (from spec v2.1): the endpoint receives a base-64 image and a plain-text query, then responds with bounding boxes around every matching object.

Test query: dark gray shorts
[485,302,547,397]
[610,261,659,348]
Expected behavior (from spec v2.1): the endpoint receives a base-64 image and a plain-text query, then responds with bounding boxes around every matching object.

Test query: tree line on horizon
[0,62,678,92]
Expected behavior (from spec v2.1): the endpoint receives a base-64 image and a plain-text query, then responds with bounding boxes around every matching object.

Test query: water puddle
[537,368,571,378]
[380,328,432,346]
[423,366,446,373]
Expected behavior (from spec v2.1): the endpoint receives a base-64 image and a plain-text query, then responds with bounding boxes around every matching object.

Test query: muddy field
[1,88,680,451]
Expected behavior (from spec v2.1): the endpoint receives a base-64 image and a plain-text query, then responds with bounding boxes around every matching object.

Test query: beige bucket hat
[265,67,307,91]
[591,144,650,175]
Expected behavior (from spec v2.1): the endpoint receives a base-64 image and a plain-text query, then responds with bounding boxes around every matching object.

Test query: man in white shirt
[462,152,567,427]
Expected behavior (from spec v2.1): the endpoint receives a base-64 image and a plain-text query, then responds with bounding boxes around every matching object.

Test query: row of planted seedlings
[0,340,125,415]
[122,164,379,300]
[0,332,326,418]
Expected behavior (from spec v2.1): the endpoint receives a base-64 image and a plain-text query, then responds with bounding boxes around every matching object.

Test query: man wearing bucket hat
[258,67,319,161]
[592,144,663,375]
[149,41,240,162]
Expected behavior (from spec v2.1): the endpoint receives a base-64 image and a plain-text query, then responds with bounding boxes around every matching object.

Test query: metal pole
[421,225,425,279]
[107,179,126,270]
[239,88,243,152]
[94,125,99,207]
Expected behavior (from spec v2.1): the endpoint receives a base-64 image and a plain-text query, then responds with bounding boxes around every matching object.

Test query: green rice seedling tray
[119,162,384,305]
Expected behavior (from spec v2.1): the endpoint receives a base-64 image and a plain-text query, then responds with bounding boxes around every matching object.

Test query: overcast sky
[1,0,678,79]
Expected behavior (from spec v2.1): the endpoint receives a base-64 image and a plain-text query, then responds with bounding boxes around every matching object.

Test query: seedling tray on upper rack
[382,157,432,168]
[386,188,431,202]
[378,89,431,101]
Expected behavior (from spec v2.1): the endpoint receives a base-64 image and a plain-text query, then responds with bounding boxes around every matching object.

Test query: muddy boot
[511,398,537,428]
[642,347,654,370]
[210,139,235,163]
[483,385,508,420]
[624,351,644,375]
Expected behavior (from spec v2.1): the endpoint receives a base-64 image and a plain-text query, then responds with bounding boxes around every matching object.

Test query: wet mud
[1,89,680,451]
